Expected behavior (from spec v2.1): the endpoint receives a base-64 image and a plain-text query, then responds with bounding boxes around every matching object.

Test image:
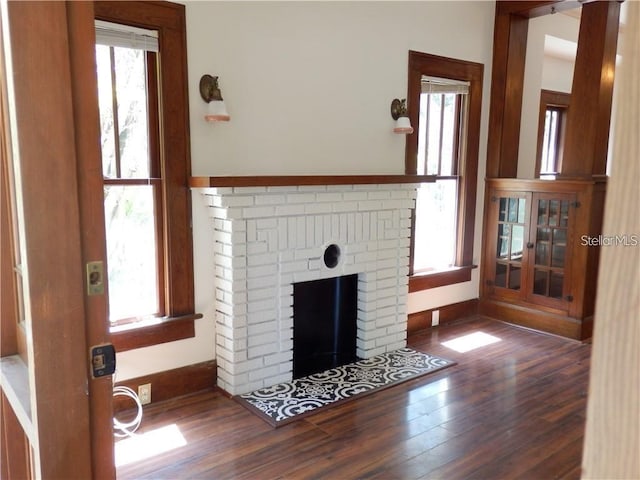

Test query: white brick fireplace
[199,182,419,395]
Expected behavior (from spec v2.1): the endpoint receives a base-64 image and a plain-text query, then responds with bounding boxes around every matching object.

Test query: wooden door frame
[1,1,114,478]
[66,2,116,477]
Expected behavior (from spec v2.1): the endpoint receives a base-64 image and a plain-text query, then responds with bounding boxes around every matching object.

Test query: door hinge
[566,295,574,302]
[570,201,581,208]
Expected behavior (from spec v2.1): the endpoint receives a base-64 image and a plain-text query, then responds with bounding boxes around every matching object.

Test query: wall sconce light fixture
[390,98,413,134]
[200,74,230,122]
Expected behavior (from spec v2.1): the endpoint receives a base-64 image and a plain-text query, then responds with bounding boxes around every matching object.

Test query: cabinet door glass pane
[497,224,510,259]
[537,227,551,242]
[549,272,564,298]
[493,195,525,291]
[534,269,548,296]
[551,244,565,268]
[535,243,549,265]
[537,199,548,225]
[549,200,560,226]
[518,198,526,223]
[553,228,566,244]
[495,263,507,288]
[499,198,508,222]
[508,265,521,290]
[508,198,519,223]
[511,225,524,260]
[560,201,569,227]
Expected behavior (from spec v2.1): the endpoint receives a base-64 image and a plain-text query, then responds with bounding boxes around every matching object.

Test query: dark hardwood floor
[115,316,591,479]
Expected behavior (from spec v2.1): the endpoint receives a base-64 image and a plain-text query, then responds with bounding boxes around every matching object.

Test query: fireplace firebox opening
[293,273,359,378]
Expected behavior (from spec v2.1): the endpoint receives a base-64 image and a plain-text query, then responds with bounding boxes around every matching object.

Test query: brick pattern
[202,184,418,395]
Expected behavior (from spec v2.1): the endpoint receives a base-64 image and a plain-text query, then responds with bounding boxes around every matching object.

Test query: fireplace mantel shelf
[189,174,436,188]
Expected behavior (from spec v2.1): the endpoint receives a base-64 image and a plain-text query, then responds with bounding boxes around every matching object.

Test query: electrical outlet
[432,309,440,327]
[138,383,152,405]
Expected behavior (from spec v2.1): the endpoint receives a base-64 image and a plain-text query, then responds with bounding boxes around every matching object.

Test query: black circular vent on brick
[323,244,341,268]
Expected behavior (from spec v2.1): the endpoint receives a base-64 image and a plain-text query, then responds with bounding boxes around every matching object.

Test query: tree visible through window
[95,23,162,326]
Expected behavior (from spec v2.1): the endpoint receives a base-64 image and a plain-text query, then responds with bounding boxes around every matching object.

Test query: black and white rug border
[235,347,456,427]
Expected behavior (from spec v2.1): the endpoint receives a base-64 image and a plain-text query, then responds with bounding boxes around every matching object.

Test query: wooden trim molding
[189,174,436,188]
[409,265,475,292]
[113,360,217,412]
[407,299,479,336]
[111,315,200,352]
[479,298,585,340]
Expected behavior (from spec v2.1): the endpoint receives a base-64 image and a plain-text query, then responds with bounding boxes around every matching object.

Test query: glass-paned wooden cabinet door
[485,191,530,300]
[525,192,576,309]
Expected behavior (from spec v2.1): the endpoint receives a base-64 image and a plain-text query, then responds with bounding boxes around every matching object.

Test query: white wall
[117,1,496,379]
[518,12,580,179]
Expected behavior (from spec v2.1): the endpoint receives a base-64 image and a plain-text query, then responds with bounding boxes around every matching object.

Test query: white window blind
[421,76,470,95]
[95,20,158,52]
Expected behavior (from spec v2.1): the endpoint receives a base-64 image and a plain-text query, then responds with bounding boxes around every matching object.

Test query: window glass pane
[413,179,457,272]
[541,108,561,174]
[104,185,159,322]
[417,94,429,175]
[95,45,116,178]
[440,93,456,176]
[114,47,150,179]
[426,94,442,175]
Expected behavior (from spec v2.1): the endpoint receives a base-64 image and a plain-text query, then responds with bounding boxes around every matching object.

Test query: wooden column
[561,1,621,178]
[485,5,530,178]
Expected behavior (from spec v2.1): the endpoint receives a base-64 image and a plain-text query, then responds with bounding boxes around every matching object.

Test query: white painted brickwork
[202,184,418,395]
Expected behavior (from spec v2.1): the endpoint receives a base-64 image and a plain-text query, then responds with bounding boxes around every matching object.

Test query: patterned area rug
[236,348,455,427]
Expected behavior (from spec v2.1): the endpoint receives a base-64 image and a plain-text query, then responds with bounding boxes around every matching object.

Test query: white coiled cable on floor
[112,385,143,437]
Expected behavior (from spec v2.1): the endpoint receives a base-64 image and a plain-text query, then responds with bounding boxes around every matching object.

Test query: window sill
[110,313,202,352]
[409,265,476,292]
